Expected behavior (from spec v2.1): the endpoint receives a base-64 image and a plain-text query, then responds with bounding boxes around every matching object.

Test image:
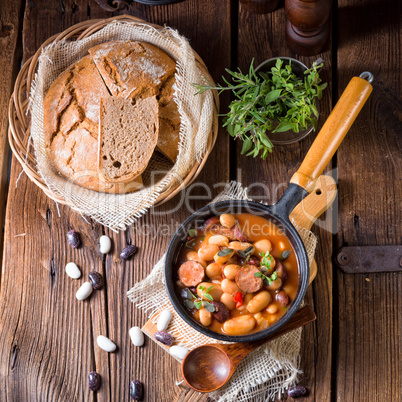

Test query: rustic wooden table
[0,0,400,400]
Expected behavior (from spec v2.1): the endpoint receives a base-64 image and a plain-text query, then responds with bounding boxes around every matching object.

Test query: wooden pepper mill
[285,0,332,56]
[240,0,281,14]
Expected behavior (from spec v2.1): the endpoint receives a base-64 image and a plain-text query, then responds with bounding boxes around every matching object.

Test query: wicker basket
[8,15,219,207]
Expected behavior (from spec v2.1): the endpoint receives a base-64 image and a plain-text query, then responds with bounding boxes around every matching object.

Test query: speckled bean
[88,371,102,392]
[130,380,144,400]
[120,245,137,260]
[67,230,80,248]
[154,331,173,346]
[88,271,103,290]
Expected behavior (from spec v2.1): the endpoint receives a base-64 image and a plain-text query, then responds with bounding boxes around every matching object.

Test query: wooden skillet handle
[291,76,372,192]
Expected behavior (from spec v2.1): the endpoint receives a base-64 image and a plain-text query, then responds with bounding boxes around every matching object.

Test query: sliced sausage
[235,265,263,293]
[233,225,249,242]
[211,301,230,323]
[201,216,220,232]
[178,261,205,287]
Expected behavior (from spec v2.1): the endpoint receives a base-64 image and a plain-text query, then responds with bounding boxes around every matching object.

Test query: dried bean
[154,330,174,346]
[129,326,144,347]
[157,310,172,331]
[88,371,102,392]
[130,380,144,400]
[76,282,93,301]
[97,335,117,352]
[287,385,307,398]
[65,262,81,279]
[89,271,104,290]
[120,245,137,260]
[169,345,189,360]
[99,235,111,254]
[67,230,80,248]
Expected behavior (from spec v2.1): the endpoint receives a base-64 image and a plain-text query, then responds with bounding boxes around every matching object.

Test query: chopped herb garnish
[217,248,234,257]
[260,250,275,270]
[279,250,291,260]
[188,228,197,238]
[183,285,216,312]
[254,269,278,286]
[238,245,254,261]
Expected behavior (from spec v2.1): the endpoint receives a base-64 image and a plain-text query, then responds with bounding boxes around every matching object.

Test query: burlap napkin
[127,181,317,401]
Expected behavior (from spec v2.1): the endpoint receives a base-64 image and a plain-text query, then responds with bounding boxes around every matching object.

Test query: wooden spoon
[181,305,316,393]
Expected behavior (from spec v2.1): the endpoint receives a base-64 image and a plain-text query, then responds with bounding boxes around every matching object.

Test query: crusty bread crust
[44,41,181,193]
[44,55,143,193]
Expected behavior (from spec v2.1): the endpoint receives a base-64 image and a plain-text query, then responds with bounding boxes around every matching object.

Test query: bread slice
[88,41,180,162]
[99,96,159,183]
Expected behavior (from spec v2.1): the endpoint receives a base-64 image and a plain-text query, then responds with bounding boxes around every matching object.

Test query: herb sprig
[194,59,327,158]
[254,269,278,287]
[237,245,254,261]
[183,286,216,313]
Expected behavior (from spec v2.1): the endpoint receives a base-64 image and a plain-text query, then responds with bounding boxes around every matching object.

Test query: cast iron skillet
[165,72,373,342]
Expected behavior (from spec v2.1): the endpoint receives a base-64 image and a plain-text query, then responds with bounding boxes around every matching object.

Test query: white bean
[169,346,189,360]
[223,264,241,280]
[220,293,236,310]
[157,310,172,331]
[219,214,236,228]
[223,315,256,335]
[198,244,220,261]
[221,279,241,294]
[76,282,93,300]
[208,235,229,247]
[65,262,81,279]
[99,235,111,254]
[129,326,144,347]
[199,308,212,326]
[97,335,117,352]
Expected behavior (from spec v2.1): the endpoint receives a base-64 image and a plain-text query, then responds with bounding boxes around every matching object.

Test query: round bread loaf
[43,41,180,194]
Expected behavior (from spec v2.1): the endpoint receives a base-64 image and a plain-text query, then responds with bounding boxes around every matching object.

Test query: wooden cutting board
[142,175,337,360]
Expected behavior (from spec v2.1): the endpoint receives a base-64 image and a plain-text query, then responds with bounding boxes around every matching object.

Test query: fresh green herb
[279,250,291,260]
[260,251,275,270]
[183,286,216,312]
[194,59,327,158]
[254,269,278,286]
[188,228,197,238]
[237,245,254,261]
[217,248,234,257]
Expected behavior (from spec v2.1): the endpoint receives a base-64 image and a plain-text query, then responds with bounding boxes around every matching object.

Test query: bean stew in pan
[175,213,299,336]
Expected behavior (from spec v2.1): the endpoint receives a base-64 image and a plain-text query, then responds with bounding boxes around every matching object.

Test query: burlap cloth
[127,181,317,401]
[29,21,214,231]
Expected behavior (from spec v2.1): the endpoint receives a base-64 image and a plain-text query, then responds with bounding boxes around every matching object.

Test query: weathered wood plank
[104,2,232,401]
[0,0,231,401]
[0,0,114,400]
[0,0,24,280]
[237,4,334,401]
[335,0,401,401]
